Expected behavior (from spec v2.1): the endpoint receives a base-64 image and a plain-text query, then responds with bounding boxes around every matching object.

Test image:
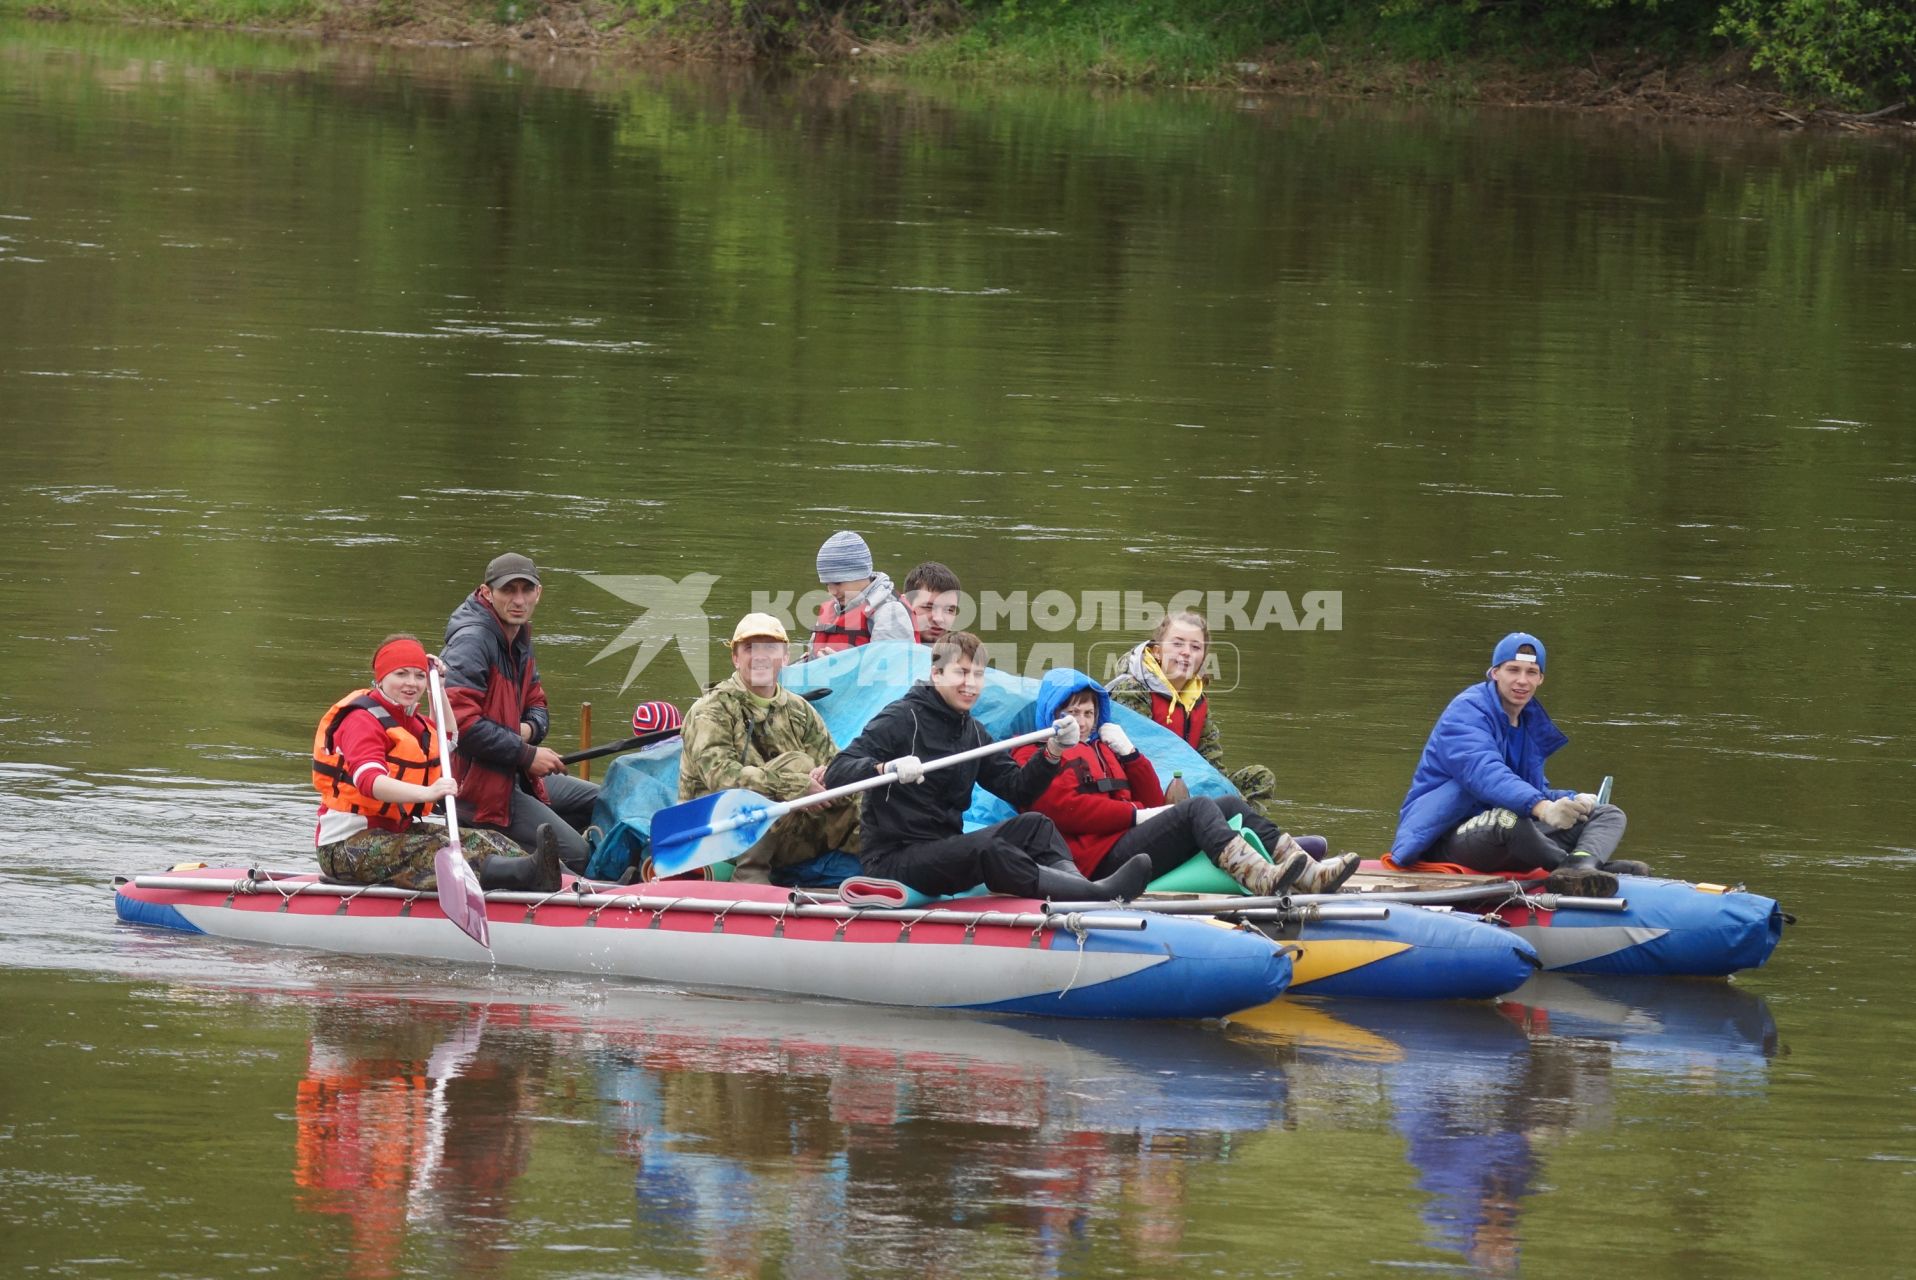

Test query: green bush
[1364,0,1726,59]
[619,0,960,54]
[1716,0,1916,105]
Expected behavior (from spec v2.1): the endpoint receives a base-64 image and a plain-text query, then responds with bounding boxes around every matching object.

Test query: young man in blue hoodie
[1387,633,1638,897]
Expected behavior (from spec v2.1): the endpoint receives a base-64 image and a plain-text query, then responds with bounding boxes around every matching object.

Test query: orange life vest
[1148,689,1208,750]
[311,690,440,822]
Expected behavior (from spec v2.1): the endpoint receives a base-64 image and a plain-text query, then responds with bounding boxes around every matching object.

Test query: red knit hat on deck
[373,636,430,682]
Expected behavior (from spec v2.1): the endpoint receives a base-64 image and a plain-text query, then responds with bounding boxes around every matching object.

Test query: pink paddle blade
[434,843,490,950]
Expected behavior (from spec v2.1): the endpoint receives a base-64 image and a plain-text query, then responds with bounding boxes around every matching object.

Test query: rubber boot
[1216,836,1309,897]
[1034,853,1154,903]
[1601,858,1652,877]
[1090,852,1154,902]
[1295,851,1363,894]
[1542,854,1618,898]
[476,824,564,893]
[1293,835,1329,859]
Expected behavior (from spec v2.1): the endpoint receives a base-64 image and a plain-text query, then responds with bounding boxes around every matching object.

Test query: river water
[2,19,1913,1277]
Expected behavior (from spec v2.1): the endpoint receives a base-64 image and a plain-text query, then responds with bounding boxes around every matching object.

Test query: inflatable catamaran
[115,647,1781,1013]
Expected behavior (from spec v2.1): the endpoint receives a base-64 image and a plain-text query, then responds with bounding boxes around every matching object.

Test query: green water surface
[1,20,1913,1277]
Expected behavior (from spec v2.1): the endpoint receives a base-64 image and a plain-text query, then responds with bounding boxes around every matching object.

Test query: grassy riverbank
[10,0,1912,128]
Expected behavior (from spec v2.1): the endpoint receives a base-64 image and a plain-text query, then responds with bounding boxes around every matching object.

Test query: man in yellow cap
[676,613,859,883]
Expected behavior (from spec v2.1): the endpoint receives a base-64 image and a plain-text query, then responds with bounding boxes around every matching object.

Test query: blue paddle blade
[648,788,778,878]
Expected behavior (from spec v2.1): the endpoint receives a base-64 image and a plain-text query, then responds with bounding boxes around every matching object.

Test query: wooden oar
[648,724,1062,878]
[426,664,491,951]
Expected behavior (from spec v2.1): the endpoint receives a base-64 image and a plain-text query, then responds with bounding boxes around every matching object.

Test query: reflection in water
[285,991,1290,1277]
[1260,976,1778,1275]
[294,1004,548,1279]
[596,1014,1286,1278]
[277,977,1774,1278]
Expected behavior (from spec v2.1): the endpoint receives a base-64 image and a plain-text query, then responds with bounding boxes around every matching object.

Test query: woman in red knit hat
[311,633,561,892]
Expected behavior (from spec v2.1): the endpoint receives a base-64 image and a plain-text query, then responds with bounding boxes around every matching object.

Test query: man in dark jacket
[442,552,601,871]
[824,632,1153,902]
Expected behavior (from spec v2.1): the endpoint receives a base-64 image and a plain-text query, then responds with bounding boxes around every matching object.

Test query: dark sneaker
[1602,858,1651,877]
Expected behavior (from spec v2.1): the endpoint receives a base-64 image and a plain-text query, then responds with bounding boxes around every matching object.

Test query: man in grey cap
[807,530,914,657]
[442,551,602,872]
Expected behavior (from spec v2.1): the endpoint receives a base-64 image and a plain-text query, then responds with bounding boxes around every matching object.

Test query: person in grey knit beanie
[810,530,915,655]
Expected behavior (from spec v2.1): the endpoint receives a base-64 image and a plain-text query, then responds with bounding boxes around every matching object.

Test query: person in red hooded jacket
[1012,669,1360,896]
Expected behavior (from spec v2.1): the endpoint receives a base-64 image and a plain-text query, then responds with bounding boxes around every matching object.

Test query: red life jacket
[809,595,918,657]
[1149,690,1208,750]
[1065,742,1134,796]
[1014,739,1167,875]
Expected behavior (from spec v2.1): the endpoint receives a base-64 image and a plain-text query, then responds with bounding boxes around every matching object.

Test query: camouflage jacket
[678,675,841,804]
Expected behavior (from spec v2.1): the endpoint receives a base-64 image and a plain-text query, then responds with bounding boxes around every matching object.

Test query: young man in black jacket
[824,632,1153,902]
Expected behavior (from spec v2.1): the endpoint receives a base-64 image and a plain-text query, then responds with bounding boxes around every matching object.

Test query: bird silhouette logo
[583,572,719,693]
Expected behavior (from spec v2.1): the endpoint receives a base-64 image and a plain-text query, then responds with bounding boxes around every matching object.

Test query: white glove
[1534,797,1583,830]
[1573,792,1600,812]
[1132,804,1172,826]
[885,755,925,785]
[1098,722,1135,757]
[1050,715,1081,749]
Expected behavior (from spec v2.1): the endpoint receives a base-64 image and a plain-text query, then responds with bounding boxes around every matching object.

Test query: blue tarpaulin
[585,643,1234,880]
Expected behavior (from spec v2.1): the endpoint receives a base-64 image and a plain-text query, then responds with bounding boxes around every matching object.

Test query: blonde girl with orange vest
[312,634,560,892]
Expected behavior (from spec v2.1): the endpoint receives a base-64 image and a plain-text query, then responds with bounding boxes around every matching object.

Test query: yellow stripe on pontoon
[1288,939,1414,988]
[1190,915,1412,991]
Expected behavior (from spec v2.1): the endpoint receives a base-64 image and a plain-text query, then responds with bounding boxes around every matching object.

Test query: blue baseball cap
[1491,632,1546,672]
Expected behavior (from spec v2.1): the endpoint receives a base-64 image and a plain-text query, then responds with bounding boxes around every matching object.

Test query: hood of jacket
[445,590,533,666]
[1112,639,1208,705]
[894,677,969,743]
[848,572,900,612]
[1035,667,1112,730]
[1112,641,1169,697]
[708,671,784,712]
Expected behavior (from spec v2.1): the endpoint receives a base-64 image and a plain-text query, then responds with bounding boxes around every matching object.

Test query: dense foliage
[628,0,1914,106]
[1715,0,1914,103]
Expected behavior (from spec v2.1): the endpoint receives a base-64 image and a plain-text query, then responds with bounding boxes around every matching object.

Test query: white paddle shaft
[709,723,1063,838]
[426,665,463,847]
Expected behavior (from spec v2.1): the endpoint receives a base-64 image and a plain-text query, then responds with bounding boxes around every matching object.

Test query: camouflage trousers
[731,800,861,886]
[316,822,523,892]
[1228,764,1277,815]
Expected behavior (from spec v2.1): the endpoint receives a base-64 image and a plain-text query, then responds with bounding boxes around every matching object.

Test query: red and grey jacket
[809,595,884,656]
[808,575,916,657]
[441,591,549,828]
[1011,739,1168,877]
